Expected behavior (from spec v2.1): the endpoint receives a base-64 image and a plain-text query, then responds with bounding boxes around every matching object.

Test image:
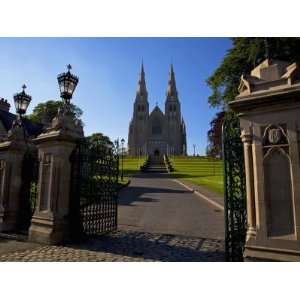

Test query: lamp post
[193,144,196,156]
[121,138,125,181]
[114,138,120,181]
[13,84,32,127]
[114,138,120,153]
[57,64,79,113]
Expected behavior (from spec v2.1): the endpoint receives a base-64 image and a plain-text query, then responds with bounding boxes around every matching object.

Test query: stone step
[141,155,168,173]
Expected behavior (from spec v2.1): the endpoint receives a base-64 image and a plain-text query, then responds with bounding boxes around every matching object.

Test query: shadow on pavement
[119,185,192,206]
[119,173,193,206]
[71,230,225,262]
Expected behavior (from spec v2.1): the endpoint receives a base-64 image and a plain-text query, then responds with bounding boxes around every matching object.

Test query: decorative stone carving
[268,128,281,144]
[230,59,300,261]
[262,125,288,148]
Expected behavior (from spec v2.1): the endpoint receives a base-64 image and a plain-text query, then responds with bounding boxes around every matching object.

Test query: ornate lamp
[13,84,32,117]
[57,64,79,103]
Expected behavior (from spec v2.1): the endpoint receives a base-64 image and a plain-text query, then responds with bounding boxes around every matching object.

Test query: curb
[172,179,224,211]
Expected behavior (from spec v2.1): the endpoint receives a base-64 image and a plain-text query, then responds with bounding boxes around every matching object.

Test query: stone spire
[136,63,148,99]
[166,64,178,99]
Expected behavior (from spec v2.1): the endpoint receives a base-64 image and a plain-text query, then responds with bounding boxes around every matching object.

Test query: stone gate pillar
[28,110,83,244]
[230,59,300,261]
[0,125,27,232]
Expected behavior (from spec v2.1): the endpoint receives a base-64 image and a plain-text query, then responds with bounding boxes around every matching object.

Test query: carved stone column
[241,128,256,240]
[0,126,27,232]
[28,111,83,244]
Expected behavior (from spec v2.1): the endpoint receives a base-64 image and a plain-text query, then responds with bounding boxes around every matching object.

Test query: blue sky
[0,38,231,155]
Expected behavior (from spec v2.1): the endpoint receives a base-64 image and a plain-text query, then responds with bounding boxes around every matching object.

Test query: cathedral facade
[128,64,187,157]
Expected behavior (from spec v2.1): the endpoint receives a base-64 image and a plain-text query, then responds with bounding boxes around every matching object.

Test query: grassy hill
[169,156,224,195]
[119,156,146,185]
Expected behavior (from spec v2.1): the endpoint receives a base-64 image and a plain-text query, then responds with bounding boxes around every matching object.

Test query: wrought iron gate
[222,113,247,261]
[70,138,119,238]
[17,148,39,233]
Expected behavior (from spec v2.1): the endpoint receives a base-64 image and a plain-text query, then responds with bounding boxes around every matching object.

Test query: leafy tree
[206,111,225,158]
[28,100,83,124]
[206,38,300,108]
[86,132,113,149]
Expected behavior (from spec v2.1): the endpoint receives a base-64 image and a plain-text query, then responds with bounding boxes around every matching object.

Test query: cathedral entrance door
[154,149,160,157]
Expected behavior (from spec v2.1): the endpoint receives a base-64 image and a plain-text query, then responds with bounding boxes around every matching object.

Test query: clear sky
[0,38,231,155]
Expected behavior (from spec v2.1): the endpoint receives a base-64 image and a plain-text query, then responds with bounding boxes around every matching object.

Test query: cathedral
[128,64,187,157]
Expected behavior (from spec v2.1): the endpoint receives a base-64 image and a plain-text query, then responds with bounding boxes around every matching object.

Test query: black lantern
[57,64,79,102]
[13,84,32,116]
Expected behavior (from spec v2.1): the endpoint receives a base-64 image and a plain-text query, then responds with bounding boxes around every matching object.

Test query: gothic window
[137,105,140,112]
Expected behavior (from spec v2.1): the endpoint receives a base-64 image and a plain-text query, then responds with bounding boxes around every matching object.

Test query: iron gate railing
[70,138,119,238]
[17,148,39,233]
[222,113,247,261]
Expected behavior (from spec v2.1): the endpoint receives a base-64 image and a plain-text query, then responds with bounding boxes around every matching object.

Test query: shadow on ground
[119,173,193,206]
[71,230,225,262]
[119,185,192,206]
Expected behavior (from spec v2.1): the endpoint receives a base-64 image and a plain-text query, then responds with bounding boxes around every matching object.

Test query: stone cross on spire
[166,64,178,99]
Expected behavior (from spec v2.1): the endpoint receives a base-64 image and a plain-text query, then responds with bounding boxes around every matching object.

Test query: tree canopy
[28,100,83,124]
[86,132,113,148]
[206,38,300,108]
[206,111,225,158]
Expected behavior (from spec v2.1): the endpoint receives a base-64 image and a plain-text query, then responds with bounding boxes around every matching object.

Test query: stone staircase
[140,155,167,173]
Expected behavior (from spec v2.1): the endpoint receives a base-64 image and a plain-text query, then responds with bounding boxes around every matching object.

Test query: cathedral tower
[165,65,183,155]
[128,63,149,156]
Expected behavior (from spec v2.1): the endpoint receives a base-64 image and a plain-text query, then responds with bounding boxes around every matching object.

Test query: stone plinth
[28,111,83,244]
[0,126,28,232]
[230,59,300,261]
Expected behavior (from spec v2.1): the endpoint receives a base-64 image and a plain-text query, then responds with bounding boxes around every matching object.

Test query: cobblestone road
[0,230,224,262]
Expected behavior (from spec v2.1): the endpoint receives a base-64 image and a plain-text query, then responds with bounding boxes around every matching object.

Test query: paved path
[0,172,225,262]
[0,230,224,262]
[118,173,225,240]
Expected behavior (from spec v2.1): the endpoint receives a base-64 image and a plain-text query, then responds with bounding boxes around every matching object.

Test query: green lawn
[119,156,146,186]
[169,156,224,195]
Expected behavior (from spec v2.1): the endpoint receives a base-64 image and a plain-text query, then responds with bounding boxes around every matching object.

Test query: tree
[206,111,225,158]
[28,100,83,124]
[86,132,113,149]
[206,38,300,108]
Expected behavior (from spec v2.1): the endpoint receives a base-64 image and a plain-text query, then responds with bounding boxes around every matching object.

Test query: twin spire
[136,62,147,97]
[167,64,178,99]
[136,63,178,100]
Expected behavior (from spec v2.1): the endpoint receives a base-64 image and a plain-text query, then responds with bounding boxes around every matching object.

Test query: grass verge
[118,156,146,187]
[169,156,224,195]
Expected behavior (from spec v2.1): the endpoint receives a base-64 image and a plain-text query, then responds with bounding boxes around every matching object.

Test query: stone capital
[240,129,252,144]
